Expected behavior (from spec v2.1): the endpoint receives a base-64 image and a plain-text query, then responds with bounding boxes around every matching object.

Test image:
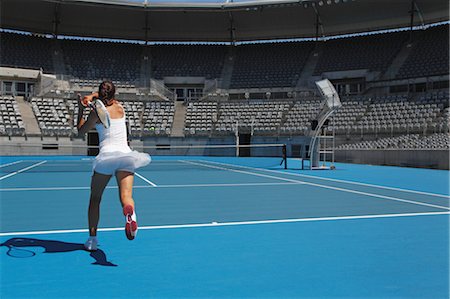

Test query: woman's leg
[115,171,135,209]
[116,171,137,240]
[88,172,112,237]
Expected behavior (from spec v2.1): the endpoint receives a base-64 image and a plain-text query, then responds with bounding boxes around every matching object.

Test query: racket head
[93,99,111,128]
[6,245,36,258]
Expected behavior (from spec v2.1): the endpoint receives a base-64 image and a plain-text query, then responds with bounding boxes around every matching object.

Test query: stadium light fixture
[326,0,332,5]
[318,1,324,6]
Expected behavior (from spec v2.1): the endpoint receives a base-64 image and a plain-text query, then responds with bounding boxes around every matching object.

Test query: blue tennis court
[1,156,449,298]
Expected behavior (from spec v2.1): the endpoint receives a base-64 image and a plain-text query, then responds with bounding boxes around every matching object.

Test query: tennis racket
[91,99,111,129]
[79,94,111,128]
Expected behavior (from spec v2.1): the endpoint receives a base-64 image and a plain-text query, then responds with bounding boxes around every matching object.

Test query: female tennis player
[77,80,151,251]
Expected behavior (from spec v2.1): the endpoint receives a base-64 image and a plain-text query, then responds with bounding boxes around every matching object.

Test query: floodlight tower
[308,79,342,169]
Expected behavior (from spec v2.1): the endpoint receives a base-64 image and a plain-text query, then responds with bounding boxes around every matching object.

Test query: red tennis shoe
[123,205,138,240]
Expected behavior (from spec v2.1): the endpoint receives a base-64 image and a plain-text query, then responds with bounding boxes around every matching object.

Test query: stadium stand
[141,101,175,136]
[31,97,73,136]
[121,100,144,137]
[230,42,314,89]
[396,25,449,79]
[280,99,321,134]
[185,101,218,136]
[215,101,291,134]
[151,45,227,79]
[328,97,368,134]
[0,96,26,136]
[314,31,408,75]
[61,39,141,85]
[0,32,54,72]
[337,133,449,150]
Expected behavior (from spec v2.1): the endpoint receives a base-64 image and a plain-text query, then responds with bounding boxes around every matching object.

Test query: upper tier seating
[151,45,226,79]
[0,32,54,72]
[314,31,408,75]
[61,39,141,83]
[397,25,449,79]
[0,96,25,136]
[230,42,314,89]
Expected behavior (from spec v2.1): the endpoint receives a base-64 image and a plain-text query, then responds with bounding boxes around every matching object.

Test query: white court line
[204,160,450,199]
[189,160,450,211]
[0,161,47,181]
[213,159,450,199]
[0,182,299,192]
[0,211,448,237]
[0,160,23,168]
[181,160,306,185]
[135,172,157,187]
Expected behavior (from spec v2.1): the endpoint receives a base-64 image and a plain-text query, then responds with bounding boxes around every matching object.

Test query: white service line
[0,211,448,237]
[153,182,300,188]
[212,159,450,199]
[0,161,47,181]
[181,160,306,185]
[0,160,23,168]
[190,160,450,211]
[0,182,299,192]
[135,172,157,187]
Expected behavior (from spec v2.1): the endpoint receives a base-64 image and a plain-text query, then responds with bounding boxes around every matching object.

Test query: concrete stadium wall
[335,149,449,170]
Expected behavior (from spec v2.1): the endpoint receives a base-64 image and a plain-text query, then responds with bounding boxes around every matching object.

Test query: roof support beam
[52,3,60,38]
[144,11,150,45]
[228,12,236,45]
[312,3,324,41]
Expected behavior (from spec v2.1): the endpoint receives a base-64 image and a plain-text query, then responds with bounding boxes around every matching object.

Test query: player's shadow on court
[0,237,117,267]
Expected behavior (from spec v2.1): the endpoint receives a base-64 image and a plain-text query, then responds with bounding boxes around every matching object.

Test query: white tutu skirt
[93,150,151,175]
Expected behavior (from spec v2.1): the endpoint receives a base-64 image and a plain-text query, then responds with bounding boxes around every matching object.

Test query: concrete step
[381,32,422,80]
[171,101,186,137]
[15,96,41,135]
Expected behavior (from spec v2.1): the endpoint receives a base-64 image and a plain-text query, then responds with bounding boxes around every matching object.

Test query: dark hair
[98,80,115,103]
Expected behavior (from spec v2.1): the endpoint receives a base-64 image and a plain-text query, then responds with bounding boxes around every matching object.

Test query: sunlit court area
[0,0,449,298]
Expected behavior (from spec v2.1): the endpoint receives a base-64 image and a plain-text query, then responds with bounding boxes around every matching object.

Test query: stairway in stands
[296,43,323,88]
[381,31,423,80]
[171,101,186,137]
[219,45,236,89]
[15,96,41,135]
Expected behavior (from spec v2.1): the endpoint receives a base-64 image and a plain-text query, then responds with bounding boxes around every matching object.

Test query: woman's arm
[76,94,99,135]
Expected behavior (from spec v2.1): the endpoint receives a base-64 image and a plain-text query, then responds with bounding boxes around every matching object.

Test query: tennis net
[0,143,287,174]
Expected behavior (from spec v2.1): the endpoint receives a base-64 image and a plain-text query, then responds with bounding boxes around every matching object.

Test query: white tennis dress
[92,113,151,175]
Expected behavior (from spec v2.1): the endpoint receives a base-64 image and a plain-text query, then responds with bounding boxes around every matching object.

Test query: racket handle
[80,95,95,108]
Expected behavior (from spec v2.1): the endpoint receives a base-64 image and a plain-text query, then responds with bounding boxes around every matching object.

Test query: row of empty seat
[0,96,26,136]
[338,133,449,150]
[31,98,73,136]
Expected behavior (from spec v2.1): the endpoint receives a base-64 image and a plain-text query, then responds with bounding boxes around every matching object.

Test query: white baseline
[0,211,448,237]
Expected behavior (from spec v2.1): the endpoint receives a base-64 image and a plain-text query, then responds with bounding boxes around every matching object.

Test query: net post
[282,144,287,169]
